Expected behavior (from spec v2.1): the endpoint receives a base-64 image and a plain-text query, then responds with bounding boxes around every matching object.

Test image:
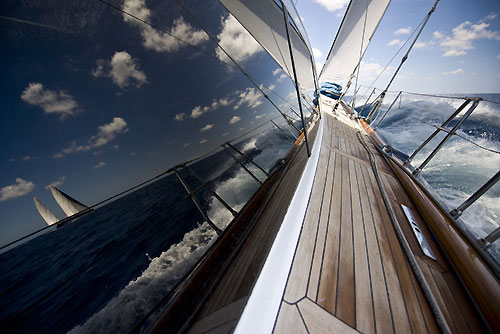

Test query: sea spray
[375,94,500,260]
[66,130,293,332]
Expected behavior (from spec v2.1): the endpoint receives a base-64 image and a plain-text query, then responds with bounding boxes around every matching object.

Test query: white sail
[220,0,316,90]
[320,0,391,84]
[49,186,89,217]
[33,197,59,226]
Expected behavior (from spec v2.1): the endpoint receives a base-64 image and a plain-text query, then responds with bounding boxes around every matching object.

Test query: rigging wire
[359,15,426,99]
[94,0,298,119]
[359,85,472,101]
[408,116,500,155]
[173,0,301,133]
[4,115,290,322]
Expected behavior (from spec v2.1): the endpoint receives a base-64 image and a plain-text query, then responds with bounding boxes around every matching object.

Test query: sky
[1,0,499,245]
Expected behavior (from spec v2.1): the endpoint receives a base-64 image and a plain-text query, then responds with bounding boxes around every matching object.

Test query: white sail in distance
[320,0,392,84]
[33,197,59,226]
[49,186,89,217]
[220,0,316,90]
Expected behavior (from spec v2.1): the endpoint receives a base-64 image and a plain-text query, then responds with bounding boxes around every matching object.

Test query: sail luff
[49,186,89,217]
[320,0,392,84]
[33,197,59,226]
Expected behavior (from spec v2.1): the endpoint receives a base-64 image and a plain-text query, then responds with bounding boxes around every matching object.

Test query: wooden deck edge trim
[234,115,325,334]
[148,119,319,334]
[360,119,500,332]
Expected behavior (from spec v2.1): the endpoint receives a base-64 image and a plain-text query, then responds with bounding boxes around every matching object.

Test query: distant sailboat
[49,186,89,217]
[33,197,59,226]
[34,186,90,226]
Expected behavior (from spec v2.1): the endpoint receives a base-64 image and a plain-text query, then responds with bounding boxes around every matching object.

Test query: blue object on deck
[319,82,342,100]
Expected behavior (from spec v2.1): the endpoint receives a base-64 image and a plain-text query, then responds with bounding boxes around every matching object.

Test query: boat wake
[375,94,500,259]
[68,132,292,333]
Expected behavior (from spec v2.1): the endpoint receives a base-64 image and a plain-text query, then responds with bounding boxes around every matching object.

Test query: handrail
[413,99,479,176]
[450,169,500,219]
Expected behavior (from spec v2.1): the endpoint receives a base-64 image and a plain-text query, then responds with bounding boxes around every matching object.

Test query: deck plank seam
[365,160,415,333]
[364,157,411,332]
[303,296,362,333]
[354,162,377,333]
[315,152,337,303]
[271,141,325,330]
[324,146,394,178]
[350,159,357,328]
[428,265,460,333]
[305,149,332,300]
[294,303,311,334]
[333,155,344,316]
[359,165,397,334]
[403,248,433,333]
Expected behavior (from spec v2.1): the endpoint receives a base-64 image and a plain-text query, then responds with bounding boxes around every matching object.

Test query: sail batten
[49,186,89,217]
[320,0,391,84]
[34,197,59,226]
[219,0,316,90]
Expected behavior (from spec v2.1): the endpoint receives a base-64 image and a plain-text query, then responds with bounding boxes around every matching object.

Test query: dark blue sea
[2,94,500,333]
[0,125,294,333]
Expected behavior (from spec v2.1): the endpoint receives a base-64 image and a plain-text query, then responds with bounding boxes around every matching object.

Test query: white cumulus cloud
[386,39,403,47]
[54,117,128,158]
[174,113,186,121]
[312,47,323,59]
[358,61,393,82]
[200,124,213,132]
[0,178,35,202]
[313,0,349,12]
[442,68,464,75]
[94,162,106,169]
[45,176,66,190]
[394,27,411,35]
[216,14,262,63]
[122,0,208,53]
[199,139,208,144]
[437,21,500,57]
[229,116,241,124]
[234,88,262,110]
[93,51,147,89]
[21,83,80,118]
[190,97,232,119]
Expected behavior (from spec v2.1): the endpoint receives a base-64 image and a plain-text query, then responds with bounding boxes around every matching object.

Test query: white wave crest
[68,222,218,334]
[69,130,291,333]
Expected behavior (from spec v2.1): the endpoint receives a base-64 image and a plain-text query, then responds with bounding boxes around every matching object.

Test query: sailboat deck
[185,110,485,334]
[273,111,483,333]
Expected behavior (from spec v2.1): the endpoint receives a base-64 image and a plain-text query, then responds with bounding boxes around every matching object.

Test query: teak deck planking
[274,112,484,333]
[187,110,485,333]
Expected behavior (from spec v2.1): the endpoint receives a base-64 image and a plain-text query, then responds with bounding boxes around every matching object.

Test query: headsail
[320,0,391,84]
[219,0,316,90]
[33,197,59,226]
[49,186,89,217]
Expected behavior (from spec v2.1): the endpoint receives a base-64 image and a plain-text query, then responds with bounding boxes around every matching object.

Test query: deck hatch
[401,204,436,260]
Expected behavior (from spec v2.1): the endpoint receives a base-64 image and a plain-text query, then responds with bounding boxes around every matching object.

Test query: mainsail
[320,0,391,84]
[49,186,89,217]
[33,197,59,226]
[219,0,316,90]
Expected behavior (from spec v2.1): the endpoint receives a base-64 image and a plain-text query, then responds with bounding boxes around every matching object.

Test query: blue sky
[1,0,499,245]
[298,0,500,94]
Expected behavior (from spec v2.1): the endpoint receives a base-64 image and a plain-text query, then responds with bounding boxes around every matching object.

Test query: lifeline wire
[6,116,288,321]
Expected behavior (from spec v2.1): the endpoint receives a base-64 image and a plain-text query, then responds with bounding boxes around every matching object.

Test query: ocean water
[367,92,500,260]
[0,125,295,334]
[2,94,499,333]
